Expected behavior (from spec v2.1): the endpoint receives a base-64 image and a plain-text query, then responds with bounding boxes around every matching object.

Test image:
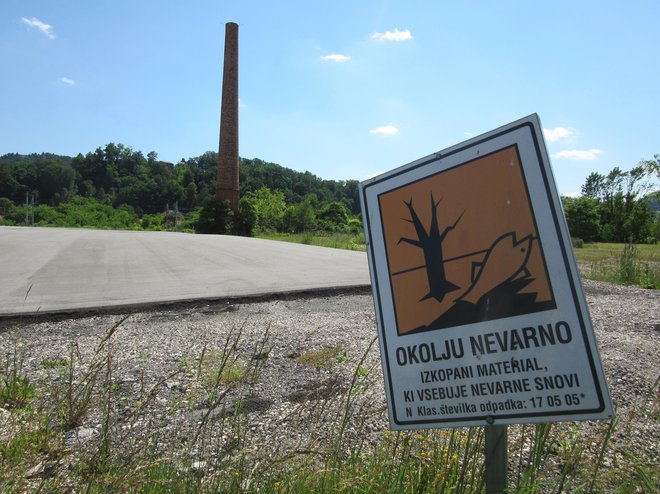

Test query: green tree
[581,172,605,199]
[0,165,22,201]
[243,187,286,233]
[318,201,350,231]
[562,196,601,242]
[624,201,654,243]
[0,197,17,225]
[282,197,317,232]
[0,197,14,216]
[578,159,659,243]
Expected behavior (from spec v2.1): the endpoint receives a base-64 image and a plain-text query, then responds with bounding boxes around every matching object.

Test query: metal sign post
[485,425,507,494]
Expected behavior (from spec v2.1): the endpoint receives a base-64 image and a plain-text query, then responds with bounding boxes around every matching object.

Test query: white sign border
[360,114,614,429]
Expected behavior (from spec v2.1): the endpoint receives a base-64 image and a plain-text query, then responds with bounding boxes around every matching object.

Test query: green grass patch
[258,232,366,251]
[573,242,660,263]
[575,242,660,288]
[296,346,346,369]
[198,351,250,388]
[0,411,54,463]
[41,357,69,369]
[0,347,35,409]
[263,235,660,288]
[0,375,34,410]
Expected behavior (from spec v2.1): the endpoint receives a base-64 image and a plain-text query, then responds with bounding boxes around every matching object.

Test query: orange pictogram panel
[378,145,556,335]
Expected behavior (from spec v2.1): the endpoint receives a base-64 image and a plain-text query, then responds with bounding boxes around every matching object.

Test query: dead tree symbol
[398,193,464,302]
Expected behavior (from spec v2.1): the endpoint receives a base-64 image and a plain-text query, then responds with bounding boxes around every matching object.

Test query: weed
[197,333,252,389]
[41,357,69,369]
[178,355,192,373]
[296,346,346,369]
[50,341,104,430]
[0,410,54,463]
[0,315,653,492]
[191,323,267,445]
[301,231,314,245]
[588,418,617,493]
[577,241,660,288]
[0,343,35,409]
[618,242,640,284]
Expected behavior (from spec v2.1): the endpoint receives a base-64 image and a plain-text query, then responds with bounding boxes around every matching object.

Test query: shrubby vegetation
[0,144,361,235]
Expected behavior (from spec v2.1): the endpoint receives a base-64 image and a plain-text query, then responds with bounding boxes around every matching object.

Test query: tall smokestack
[216,22,239,213]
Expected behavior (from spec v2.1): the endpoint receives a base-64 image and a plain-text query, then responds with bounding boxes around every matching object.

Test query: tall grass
[265,235,660,288]
[259,232,366,251]
[582,242,660,288]
[0,320,654,492]
[0,343,34,409]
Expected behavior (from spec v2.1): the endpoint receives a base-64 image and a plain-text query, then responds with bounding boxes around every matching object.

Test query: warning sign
[361,115,613,429]
[380,145,556,334]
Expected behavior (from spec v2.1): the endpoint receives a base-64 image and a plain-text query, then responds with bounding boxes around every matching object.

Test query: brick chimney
[216,22,239,213]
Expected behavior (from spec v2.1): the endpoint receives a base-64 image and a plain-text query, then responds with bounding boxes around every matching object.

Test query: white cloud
[365,171,384,180]
[20,17,55,39]
[562,191,581,198]
[464,132,474,137]
[320,53,351,62]
[552,149,604,161]
[543,126,577,142]
[371,28,412,42]
[60,77,75,86]
[369,125,399,136]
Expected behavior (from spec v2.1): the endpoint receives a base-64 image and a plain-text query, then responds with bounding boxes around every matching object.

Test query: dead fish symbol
[457,232,533,304]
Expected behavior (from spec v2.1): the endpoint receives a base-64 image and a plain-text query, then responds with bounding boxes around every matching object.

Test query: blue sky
[1,1,658,196]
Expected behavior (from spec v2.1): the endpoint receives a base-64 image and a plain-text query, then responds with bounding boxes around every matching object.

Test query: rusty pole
[216,22,239,214]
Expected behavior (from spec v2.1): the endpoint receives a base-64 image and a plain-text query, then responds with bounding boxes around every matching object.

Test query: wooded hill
[0,144,359,215]
[0,143,360,233]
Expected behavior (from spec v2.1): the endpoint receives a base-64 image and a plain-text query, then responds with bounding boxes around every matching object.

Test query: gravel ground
[0,280,657,489]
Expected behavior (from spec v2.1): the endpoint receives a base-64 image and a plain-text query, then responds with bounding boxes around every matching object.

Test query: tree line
[0,143,360,234]
[1,144,658,241]
[562,156,659,244]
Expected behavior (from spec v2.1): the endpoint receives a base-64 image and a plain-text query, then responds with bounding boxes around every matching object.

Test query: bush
[348,217,363,234]
[242,187,285,234]
[282,200,316,233]
[141,213,165,231]
[196,198,231,234]
[54,197,140,229]
[318,201,350,232]
[196,197,254,236]
[235,196,257,236]
[571,237,584,248]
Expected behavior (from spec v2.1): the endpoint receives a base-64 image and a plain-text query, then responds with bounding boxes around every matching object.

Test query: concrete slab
[0,226,370,316]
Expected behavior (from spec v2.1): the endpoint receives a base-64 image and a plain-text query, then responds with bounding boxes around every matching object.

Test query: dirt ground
[0,280,657,490]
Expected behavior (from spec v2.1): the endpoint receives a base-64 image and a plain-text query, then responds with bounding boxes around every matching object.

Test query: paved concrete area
[0,227,370,316]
